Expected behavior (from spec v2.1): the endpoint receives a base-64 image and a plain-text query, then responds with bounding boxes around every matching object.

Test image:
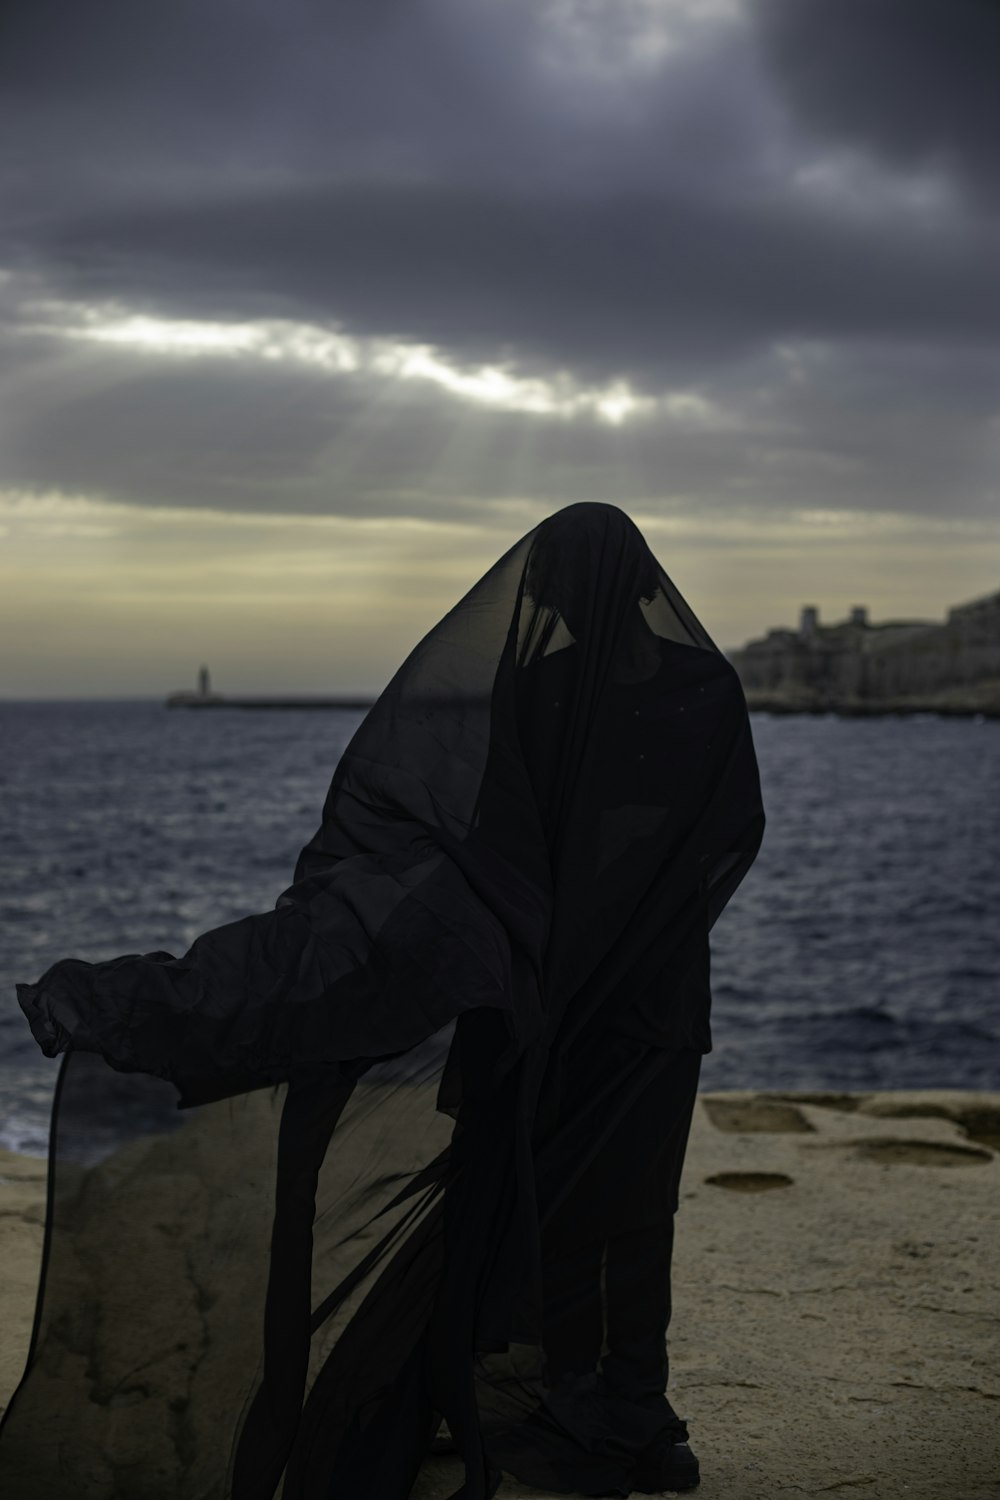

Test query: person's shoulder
[655,636,741,685]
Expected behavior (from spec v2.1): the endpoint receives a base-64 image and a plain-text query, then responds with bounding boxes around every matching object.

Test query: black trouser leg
[540,1225,605,1383]
[540,1042,701,1400]
[601,1216,674,1403]
[602,1046,700,1403]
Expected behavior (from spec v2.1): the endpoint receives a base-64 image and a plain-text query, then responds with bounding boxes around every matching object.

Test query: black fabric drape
[2,502,764,1498]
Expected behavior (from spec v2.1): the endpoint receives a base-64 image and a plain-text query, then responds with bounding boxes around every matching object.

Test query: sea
[1,700,997,1156]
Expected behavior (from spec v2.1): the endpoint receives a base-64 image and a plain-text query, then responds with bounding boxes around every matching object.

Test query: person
[1,502,764,1499]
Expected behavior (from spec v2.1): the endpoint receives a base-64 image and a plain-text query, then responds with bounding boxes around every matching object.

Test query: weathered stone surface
[4,1092,999,1499]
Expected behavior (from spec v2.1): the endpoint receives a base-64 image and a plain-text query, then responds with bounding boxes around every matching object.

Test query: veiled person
[2,501,765,1499]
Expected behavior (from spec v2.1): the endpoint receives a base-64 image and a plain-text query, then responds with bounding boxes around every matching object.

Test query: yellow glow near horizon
[2,487,998,696]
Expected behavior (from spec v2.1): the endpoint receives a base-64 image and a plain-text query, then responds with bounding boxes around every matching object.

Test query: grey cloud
[0,0,998,540]
[1,0,719,211]
[4,0,996,391]
[3,322,995,524]
[752,0,1000,204]
[12,181,1000,393]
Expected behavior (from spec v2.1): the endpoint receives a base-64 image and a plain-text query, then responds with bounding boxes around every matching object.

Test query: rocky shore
[2,1090,998,1499]
[741,688,1000,717]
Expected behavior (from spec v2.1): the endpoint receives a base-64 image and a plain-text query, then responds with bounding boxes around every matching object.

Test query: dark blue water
[1,701,997,1153]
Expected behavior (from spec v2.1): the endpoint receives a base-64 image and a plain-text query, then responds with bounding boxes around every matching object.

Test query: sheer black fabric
[2,502,764,1498]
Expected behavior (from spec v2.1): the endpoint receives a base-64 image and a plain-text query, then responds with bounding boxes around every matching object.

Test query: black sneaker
[632,1436,700,1493]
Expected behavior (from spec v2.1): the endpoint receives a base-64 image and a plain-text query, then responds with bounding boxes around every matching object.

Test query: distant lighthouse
[166,665,223,707]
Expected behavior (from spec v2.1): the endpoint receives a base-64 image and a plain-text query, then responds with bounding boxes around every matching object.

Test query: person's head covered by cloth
[500,501,764,1048]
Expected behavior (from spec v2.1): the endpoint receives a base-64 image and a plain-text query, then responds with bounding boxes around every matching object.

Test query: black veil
[2,502,764,1499]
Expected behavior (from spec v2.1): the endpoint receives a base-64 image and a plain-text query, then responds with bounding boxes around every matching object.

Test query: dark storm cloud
[9,180,1000,392]
[0,0,798,376]
[6,0,996,388]
[0,0,649,210]
[752,0,1000,203]
[1,0,999,527]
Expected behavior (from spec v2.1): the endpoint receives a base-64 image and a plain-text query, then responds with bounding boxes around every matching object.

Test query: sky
[1,0,998,695]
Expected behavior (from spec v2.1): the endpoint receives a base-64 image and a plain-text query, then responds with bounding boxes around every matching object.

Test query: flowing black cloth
[2,502,764,1499]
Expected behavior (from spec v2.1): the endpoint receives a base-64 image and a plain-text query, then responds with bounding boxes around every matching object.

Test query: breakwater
[167,693,377,710]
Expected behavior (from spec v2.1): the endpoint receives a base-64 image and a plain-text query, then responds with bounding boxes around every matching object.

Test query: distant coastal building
[728,587,1000,714]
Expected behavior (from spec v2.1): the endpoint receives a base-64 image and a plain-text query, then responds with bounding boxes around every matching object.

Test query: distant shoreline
[1,694,996,718]
[742,695,999,718]
[166,696,999,717]
[166,691,999,717]
[166,694,377,710]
